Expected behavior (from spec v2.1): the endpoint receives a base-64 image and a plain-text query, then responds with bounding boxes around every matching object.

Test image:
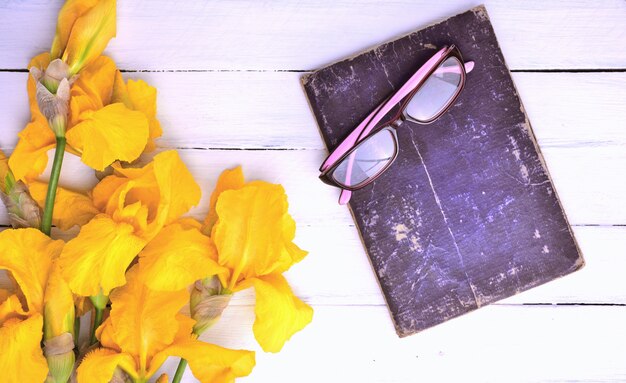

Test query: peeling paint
[394,223,409,241]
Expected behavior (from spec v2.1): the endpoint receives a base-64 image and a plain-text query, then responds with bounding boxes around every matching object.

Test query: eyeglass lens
[404,56,463,122]
[331,128,397,188]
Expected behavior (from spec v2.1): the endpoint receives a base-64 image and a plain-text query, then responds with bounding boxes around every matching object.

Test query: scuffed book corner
[302,5,584,337]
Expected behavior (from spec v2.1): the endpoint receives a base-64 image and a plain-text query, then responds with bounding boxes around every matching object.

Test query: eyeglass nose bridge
[389,119,404,129]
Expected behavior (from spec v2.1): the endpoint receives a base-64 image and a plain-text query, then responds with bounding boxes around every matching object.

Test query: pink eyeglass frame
[318,45,475,204]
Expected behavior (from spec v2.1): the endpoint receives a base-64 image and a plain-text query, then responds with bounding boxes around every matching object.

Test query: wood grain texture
[0,148,624,227]
[0,1,624,382]
[155,305,626,383]
[1,71,625,225]
[303,6,584,336]
[1,0,625,70]
[2,71,625,151]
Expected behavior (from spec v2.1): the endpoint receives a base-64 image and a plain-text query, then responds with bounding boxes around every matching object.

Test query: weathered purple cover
[302,6,584,337]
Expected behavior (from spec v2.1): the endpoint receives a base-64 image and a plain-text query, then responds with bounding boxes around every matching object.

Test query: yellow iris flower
[77,266,255,383]
[59,150,201,297]
[0,228,72,382]
[138,167,313,353]
[10,0,161,180]
[10,53,154,180]
[3,0,312,381]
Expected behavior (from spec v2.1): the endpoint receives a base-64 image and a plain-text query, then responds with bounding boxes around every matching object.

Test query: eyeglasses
[318,45,474,205]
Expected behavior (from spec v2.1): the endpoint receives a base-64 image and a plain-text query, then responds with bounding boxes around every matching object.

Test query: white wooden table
[1,1,626,382]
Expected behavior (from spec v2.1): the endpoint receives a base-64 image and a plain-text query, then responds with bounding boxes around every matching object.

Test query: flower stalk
[31,59,71,236]
[90,306,104,345]
[171,360,188,383]
[41,135,66,235]
[89,292,108,345]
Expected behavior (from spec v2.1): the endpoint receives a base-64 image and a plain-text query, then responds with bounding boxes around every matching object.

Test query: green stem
[74,316,81,349]
[41,136,66,235]
[90,307,104,345]
[171,359,188,383]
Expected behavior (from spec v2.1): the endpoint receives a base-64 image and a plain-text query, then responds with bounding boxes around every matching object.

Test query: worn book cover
[302,5,584,337]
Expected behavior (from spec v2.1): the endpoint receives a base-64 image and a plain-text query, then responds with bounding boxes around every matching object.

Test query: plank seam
[521,303,626,307]
[173,147,308,151]
[1,223,624,228]
[1,68,626,73]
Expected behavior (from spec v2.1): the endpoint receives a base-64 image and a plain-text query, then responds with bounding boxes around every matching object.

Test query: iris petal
[236,274,313,353]
[29,181,99,231]
[138,222,226,291]
[66,103,149,171]
[50,0,99,60]
[62,0,116,75]
[0,314,49,383]
[203,166,244,234]
[76,348,136,383]
[59,215,147,296]
[149,339,255,383]
[212,182,307,288]
[0,228,62,313]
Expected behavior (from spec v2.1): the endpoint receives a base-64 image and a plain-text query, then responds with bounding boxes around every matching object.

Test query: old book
[302,5,584,337]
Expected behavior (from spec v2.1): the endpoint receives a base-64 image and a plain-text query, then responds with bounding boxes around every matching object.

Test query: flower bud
[43,265,76,383]
[32,58,71,94]
[30,59,72,137]
[44,332,75,383]
[190,277,232,335]
[0,180,43,229]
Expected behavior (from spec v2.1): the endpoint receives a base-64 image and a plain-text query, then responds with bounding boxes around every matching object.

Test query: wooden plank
[2,224,623,306]
[514,73,626,150]
[2,71,625,151]
[154,305,626,383]
[502,226,626,305]
[279,225,626,306]
[0,148,623,226]
[5,232,621,378]
[0,1,625,71]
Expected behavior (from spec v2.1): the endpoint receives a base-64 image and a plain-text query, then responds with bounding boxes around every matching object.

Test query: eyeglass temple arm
[335,61,474,205]
[321,48,450,172]
[321,49,474,174]
[339,61,474,205]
